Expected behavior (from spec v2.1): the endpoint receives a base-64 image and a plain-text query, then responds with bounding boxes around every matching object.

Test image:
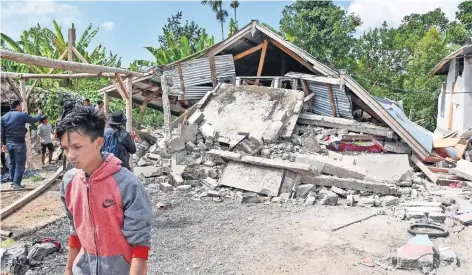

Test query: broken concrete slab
[219,162,285,196]
[353,154,411,181]
[177,185,192,192]
[200,84,301,142]
[202,178,218,190]
[180,124,198,143]
[280,170,302,194]
[397,234,434,270]
[299,132,322,153]
[451,159,472,181]
[281,114,300,139]
[208,149,242,163]
[298,113,396,138]
[438,247,458,266]
[134,166,163,178]
[296,154,367,180]
[159,182,173,192]
[273,110,287,122]
[233,136,262,156]
[188,109,204,125]
[304,196,316,205]
[330,186,347,197]
[241,155,314,175]
[309,175,400,195]
[167,136,186,153]
[456,212,472,225]
[295,184,315,199]
[147,153,161,161]
[262,121,284,144]
[185,141,196,151]
[382,196,399,206]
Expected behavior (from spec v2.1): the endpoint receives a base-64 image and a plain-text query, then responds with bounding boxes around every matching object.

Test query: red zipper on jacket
[86,178,100,274]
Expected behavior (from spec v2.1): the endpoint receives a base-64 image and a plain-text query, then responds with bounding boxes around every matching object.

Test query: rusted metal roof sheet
[306,81,352,119]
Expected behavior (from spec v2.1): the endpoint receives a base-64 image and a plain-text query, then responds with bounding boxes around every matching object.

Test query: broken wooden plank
[255,40,268,86]
[303,92,316,103]
[1,188,36,193]
[0,166,63,219]
[298,113,396,138]
[233,43,264,61]
[327,84,337,117]
[411,155,438,184]
[177,62,186,94]
[428,167,450,174]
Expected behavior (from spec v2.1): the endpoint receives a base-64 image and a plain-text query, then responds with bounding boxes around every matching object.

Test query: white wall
[435,57,472,135]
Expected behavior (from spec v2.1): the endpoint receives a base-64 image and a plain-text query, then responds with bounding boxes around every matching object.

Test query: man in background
[83,98,95,111]
[37,115,54,166]
[1,100,42,188]
[96,100,104,113]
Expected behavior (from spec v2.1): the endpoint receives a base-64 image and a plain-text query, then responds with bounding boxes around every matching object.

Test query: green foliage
[228,18,239,37]
[457,1,472,30]
[280,1,361,70]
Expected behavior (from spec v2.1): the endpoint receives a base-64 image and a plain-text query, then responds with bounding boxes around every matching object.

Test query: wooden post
[301,79,312,110]
[136,97,149,129]
[19,80,33,169]
[255,40,268,86]
[209,56,217,87]
[68,29,76,62]
[125,77,133,170]
[327,84,337,117]
[161,75,172,141]
[448,82,456,130]
[103,92,109,117]
[177,63,185,95]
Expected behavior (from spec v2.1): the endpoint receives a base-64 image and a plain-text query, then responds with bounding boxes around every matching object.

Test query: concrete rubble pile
[132,84,472,220]
[0,242,59,275]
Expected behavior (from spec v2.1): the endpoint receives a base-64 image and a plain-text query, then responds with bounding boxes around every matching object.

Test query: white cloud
[0,0,82,38]
[347,0,463,33]
[101,21,114,31]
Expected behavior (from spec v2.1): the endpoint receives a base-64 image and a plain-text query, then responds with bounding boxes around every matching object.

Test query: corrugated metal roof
[375,97,433,153]
[306,81,352,119]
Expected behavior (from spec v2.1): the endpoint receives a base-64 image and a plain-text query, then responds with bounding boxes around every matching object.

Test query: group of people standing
[1,97,136,189]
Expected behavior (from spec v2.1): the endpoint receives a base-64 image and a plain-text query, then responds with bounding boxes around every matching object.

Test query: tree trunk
[234,8,237,22]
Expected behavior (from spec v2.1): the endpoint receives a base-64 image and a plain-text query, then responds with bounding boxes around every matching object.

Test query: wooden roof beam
[233,43,264,61]
[1,72,128,79]
[268,38,318,74]
[0,50,141,76]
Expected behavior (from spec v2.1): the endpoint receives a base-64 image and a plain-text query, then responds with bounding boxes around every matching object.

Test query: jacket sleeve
[1,118,5,145]
[117,170,152,259]
[120,131,137,154]
[60,169,81,249]
[24,113,42,124]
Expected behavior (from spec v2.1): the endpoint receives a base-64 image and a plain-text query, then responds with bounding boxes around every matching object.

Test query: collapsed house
[99,21,471,227]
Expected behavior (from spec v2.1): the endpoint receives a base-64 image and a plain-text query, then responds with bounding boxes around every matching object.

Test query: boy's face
[60,131,104,170]
[42,119,48,124]
[83,101,90,106]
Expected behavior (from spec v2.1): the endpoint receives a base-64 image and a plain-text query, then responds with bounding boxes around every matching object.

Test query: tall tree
[280,0,361,70]
[456,0,472,31]
[230,0,240,24]
[158,12,203,51]
[201,0,228,40]
[228,19,238,37]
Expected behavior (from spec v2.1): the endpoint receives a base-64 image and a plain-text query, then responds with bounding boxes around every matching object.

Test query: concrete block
[180,124,198,143]
[233,136,262,156]
[273,110,287,122]
[330,186,347,197]
[220,162,284,196]
[170,173,184,186]
[262,121,284,144]
[147,153,161,161]
[318,190,338,205]
[293,101,303,113]
[188,109,204,125]
[200,123,216,140]
[438,247,458,266]
[304,196,316,205]
[456,213,472,225]
[177,185,192,192]
[310,175,400,195]
[239,193,261,204]
[357,197,375,207]
[382,196,399,206]
[299,132,322,153]
[198,141,207,151]
[397,235,434,270]
[185,141,196,151]
[295,184,315,199]
[202,178,218,190]
[159,182,173,192]
[27,242,57,261]
[134,166,163,178]
[168,136,186,153]
[384,141,412,154]
[354,154,411,181]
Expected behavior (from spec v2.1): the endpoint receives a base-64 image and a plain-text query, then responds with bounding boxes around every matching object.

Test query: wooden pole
[103,92,109,117]
[327,84,337,117]
[27,49,68,99]
[71,47,88,64]
[136,97,149,130]
[19,80,33,169]
[255,40,268,86]
[68,28,76,62]
[125,77,134,171]
[161,75,172,141]
[2,72,125,79]
[232,43,264,61]
[0,50,141,76]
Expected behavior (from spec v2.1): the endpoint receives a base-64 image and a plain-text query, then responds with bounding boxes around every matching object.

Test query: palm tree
[201,0,228,40]
[230,0,240,23]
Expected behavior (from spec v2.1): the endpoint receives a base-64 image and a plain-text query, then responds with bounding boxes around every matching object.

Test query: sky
[0,0,463,66]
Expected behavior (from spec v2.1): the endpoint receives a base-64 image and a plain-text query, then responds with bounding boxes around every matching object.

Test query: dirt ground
[20,190,472,275]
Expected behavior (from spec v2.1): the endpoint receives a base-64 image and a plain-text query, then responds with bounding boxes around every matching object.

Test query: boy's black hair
[40,115,48,123]
[97,100,104,105]
[10,100,21,109]
[83,98,90,103]
[56,107,106,142]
